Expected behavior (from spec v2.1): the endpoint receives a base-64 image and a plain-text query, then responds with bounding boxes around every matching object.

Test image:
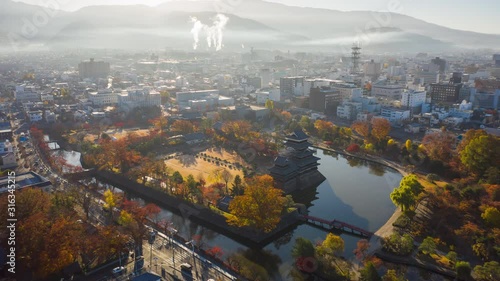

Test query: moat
[117,149,402,280]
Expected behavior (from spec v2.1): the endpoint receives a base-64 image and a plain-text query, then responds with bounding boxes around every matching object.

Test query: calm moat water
[125,149,402,280]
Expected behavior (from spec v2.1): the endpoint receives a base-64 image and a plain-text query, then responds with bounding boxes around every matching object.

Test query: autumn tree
[352,121,371,139]
[421,129,456,163]
[220,169,233,194]
[316,233,349,277]
[405,139,412,151]
[265,99,274,110]
[119,200,161,256]
[353,239,371,262]
[171,120,195,134]
[481,207,500,228]
[382,270,407,281]
[280,111,292,122]
[371,117,391,142]
[149,115,168,135]
[314,120,335,139]
[221,120,253,141]
[228,175,286,232]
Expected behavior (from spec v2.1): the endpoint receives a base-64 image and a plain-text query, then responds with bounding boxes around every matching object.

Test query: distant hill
[1,0,499,53]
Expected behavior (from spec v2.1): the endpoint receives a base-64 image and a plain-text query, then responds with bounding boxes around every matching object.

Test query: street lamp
[167,226,178,267]
[186,240,198,279]
[148,228,157,273]
[153,257,158,273]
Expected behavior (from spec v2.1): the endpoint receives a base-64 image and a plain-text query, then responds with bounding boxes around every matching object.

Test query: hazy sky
[14,0,500,34]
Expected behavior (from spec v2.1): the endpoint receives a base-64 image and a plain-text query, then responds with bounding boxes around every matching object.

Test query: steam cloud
[190,14,229,51]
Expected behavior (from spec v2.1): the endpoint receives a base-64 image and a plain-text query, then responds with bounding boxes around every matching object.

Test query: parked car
[112,266,125,276]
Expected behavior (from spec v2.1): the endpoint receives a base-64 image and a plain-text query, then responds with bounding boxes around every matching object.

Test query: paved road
[141,231,237,281]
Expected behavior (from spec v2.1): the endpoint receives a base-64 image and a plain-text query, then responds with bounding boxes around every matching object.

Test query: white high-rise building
[401,90,427,108]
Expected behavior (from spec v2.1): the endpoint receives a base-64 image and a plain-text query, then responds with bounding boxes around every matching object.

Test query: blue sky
[14,0,500,34]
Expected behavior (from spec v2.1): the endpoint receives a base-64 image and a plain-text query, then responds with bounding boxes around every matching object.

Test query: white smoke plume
[190,17,204,50]
[190,14,229,51]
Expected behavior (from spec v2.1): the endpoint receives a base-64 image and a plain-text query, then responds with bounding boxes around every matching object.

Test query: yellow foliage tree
[228,175,286,233]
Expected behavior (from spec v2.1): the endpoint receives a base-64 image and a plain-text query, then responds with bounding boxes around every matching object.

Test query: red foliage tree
[346,143,360,153]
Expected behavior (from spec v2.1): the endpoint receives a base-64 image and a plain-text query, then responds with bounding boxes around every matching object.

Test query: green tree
[474,261,500,281]
[171,171,184,184]
[481,207,500,228]
[390,174,423,212]
[291,237,315,258]
[231,175,244,196]
[446,251,457,264]
[460,134,500,177]
[382,270,407,281]
[455,261,471,280]
[390,185,416,212]
[360,262,382,281]
[418,237,437,256]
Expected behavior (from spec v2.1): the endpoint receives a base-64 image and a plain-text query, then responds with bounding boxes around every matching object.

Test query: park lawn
[165,154,244,184]
[202,147,250,168]
[83,128,151,142]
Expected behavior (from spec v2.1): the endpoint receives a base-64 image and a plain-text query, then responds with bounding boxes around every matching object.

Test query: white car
[112,266,125,276]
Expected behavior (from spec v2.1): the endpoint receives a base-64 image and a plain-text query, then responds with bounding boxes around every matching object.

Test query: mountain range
[1,0,499,53]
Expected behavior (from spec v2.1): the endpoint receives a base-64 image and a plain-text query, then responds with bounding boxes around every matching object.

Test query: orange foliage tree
[351,121,370,139]
[371,117,391,142]
[171,120,196,135]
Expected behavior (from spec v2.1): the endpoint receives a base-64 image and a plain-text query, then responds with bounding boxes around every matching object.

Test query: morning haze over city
[0,1,499,281]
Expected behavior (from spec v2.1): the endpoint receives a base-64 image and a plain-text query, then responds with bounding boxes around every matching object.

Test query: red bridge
[300,215,373,238]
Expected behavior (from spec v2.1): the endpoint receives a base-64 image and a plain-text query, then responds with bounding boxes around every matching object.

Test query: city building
[0,152,16,169]
[45,110,56,123]
[176,90,219,109]
[363,60,382,78]
[28,110,43,122]
[255,89,280,104]
[337,101,362,120]
[14,84,40,103]
[303,79,333,96]
[430,82,463,104]
[470,88,500,109]
[219,105,270,121]
[0,123,12,141]
[431,57,447,73]
[117,88,161,111]
[88,89,118,106]
[0,172,52,194]
[260,68,272,88]
[40,93,54,102]
[309,87,344,113]
[269,129,324,193]
[415,70,439,84]
[371,82,405,100]
[380,107,410,123]
[78,58,110,79]
[280,76,305,97]
[494,54,500,68]
[401,90,427,108]
[330,82,362,100]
